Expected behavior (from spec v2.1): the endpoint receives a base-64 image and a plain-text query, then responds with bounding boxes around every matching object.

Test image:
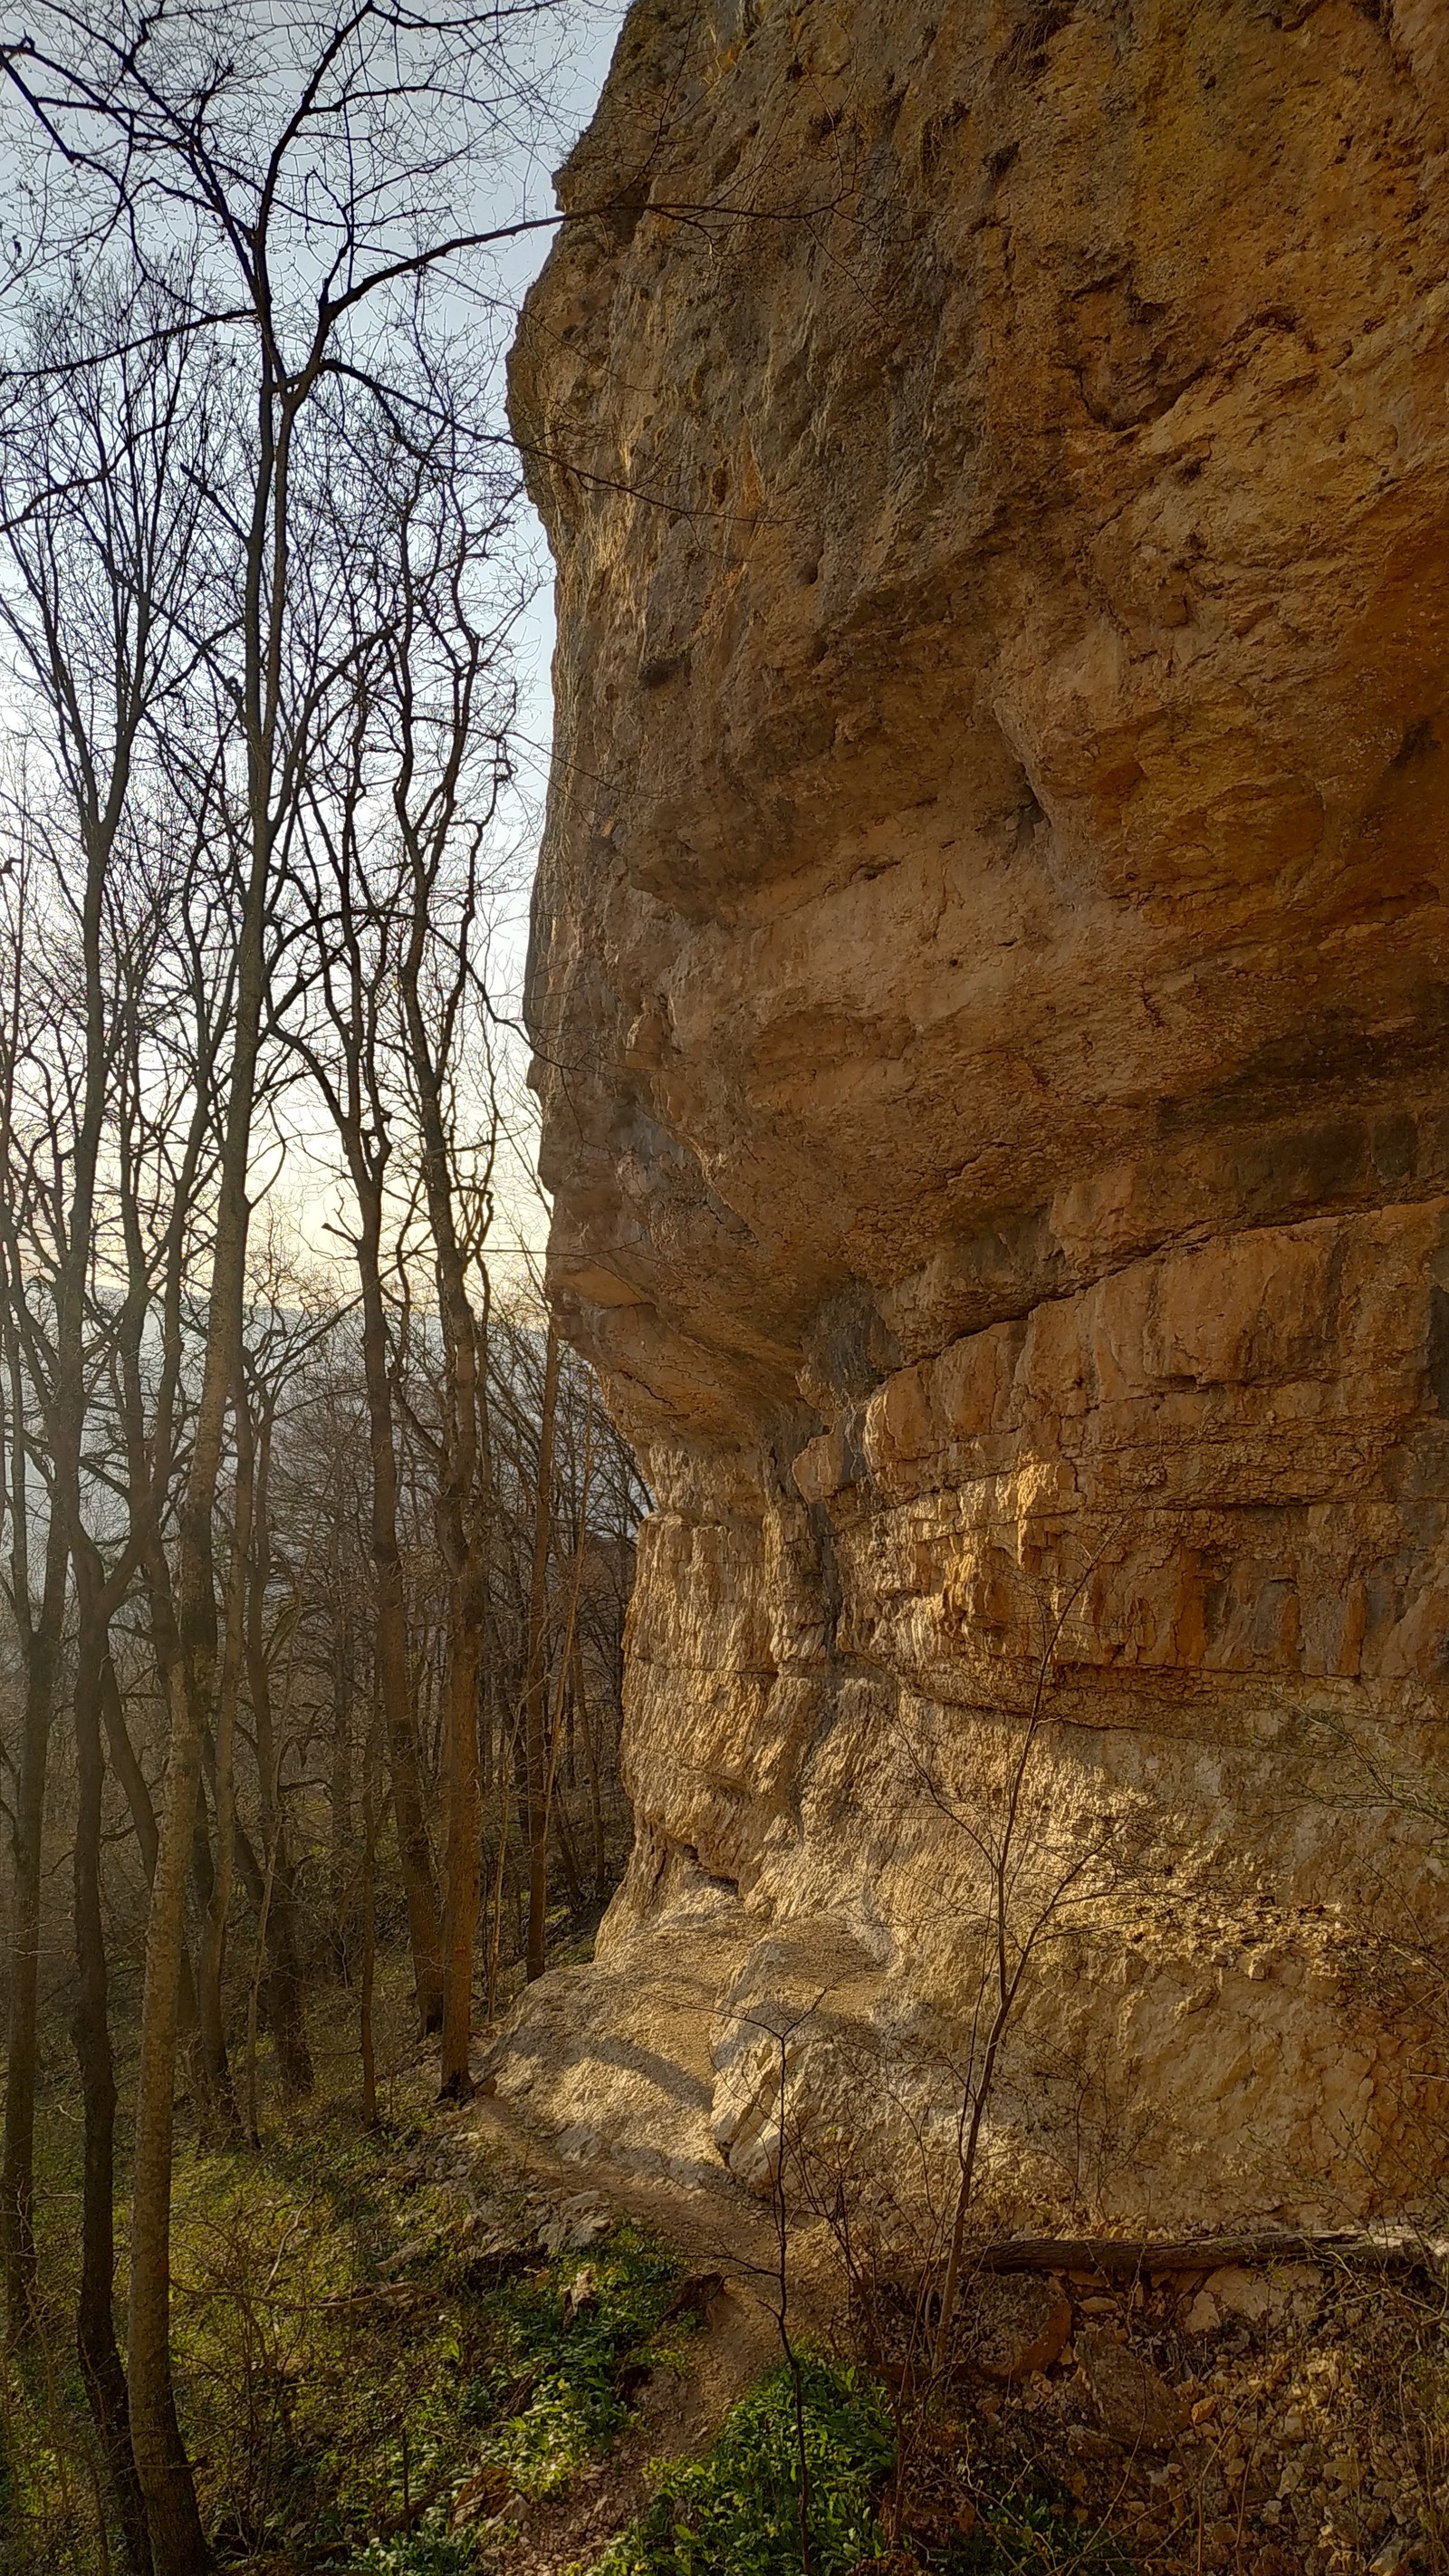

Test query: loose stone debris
[945,2251,1449,2573]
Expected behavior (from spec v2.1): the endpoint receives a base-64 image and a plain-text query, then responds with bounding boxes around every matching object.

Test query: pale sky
[276,4,629,1287]
[0,5,629,1306]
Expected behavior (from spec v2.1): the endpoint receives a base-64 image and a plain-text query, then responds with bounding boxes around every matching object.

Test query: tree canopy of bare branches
[0,11,646,2572]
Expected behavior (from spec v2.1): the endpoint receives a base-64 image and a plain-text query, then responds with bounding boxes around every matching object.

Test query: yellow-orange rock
[499,0,1449,2227]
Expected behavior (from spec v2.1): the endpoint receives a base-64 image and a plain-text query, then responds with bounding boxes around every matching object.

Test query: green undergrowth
[589,2358,1137,2576]
[168,2111,691,2565]
[2,2042,693,2574]
[959,2486,1137,2573]
[353,2524,484,2576]
[460,2222,689,2501]
[10,1991,1134,2576]
[591,2357,895,2576]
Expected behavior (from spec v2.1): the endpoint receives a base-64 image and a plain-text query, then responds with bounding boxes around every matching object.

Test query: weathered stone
[1370,2532,1418,2576]
[498,0,1449,2226]
[1195,2260,1322,2329]
[1075,2327,1185,2454]
[960,2274,1072,2384]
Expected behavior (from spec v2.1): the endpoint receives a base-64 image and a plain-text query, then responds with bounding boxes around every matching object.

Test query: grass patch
[592,2355,895,2576]
[166,2109,475,2561]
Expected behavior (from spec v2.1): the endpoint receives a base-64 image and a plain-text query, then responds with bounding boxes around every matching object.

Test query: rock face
[503,0,1449,2226]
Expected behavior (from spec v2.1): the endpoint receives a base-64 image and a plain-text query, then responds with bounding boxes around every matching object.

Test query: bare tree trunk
[243,1826,278,2151]
[574,1644,607,1902]
[101,1662,160,1884]
[385,534,511,2084]
[72,1605,154,2573]
[356,1186,443,2033]
[542,1463,592,1923]
[127,764,270,2575]
[105,1671,202,2087]
[197,1417,251,2141]
[1,1492,67,2342]
[125,195,308,2561]
[242,1404,312,2096]
[552,1799,585,1914]
[523,1322,560,1984]
[438,1572,485,2095]
[360,1705,381,2129]
[184,1780,233,2139]
[485,1729,517,2025]
[329,1582,355,1979]
[395,939,492,2092]
[126,1584,212,2573]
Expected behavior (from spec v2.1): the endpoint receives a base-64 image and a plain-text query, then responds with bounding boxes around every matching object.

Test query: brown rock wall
[501,0,1449,2225]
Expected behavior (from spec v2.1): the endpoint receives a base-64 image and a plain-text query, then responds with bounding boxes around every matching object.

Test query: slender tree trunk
[552,1799,585,1913]
[127,996,264,2574]
[523,1322,560,1984]
[100,1613,201,2059]
[243,1829,276,2150]
[185,1778,235,2136]
[260,1851,312,2096]
[394,783,496,2090]
[574,1645,607,1902]
[541,1446,592,1927]
[199,1725,304,2096]
[354,1185,443,2031]
[197,1418,251,2140]
[127,314,308,2576]
[329,1582,355,1979]
[485,1725,517,2024]
[111,910,225,2574]
[101,1662,160,1882]
[227,1808,310,2096]
[72,1605,154,2572]
[242,1405,312,2095]
[1,1504,68,2342]
[481,1615,499,1807]
[360,1709,380,2129]
[126,1531,212,2575]
[438,1578,484,2097]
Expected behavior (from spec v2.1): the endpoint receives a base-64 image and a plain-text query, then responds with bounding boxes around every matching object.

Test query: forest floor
[6,1955,1449,2576]
[417,2081,1449,2576]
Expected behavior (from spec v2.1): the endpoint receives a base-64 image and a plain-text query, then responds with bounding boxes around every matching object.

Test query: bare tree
[0,15,571,2555]
[522,1315,561,1982]
[0,282,219,2576]
[0,13,647,2566]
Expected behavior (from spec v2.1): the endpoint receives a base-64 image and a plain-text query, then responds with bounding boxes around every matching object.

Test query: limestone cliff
[501,0,1449,2228]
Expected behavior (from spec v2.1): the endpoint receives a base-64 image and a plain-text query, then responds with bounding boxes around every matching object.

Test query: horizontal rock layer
[502,0,1449,2225]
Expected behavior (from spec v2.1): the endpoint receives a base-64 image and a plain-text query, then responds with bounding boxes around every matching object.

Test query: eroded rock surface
[501,0,1449,2225]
